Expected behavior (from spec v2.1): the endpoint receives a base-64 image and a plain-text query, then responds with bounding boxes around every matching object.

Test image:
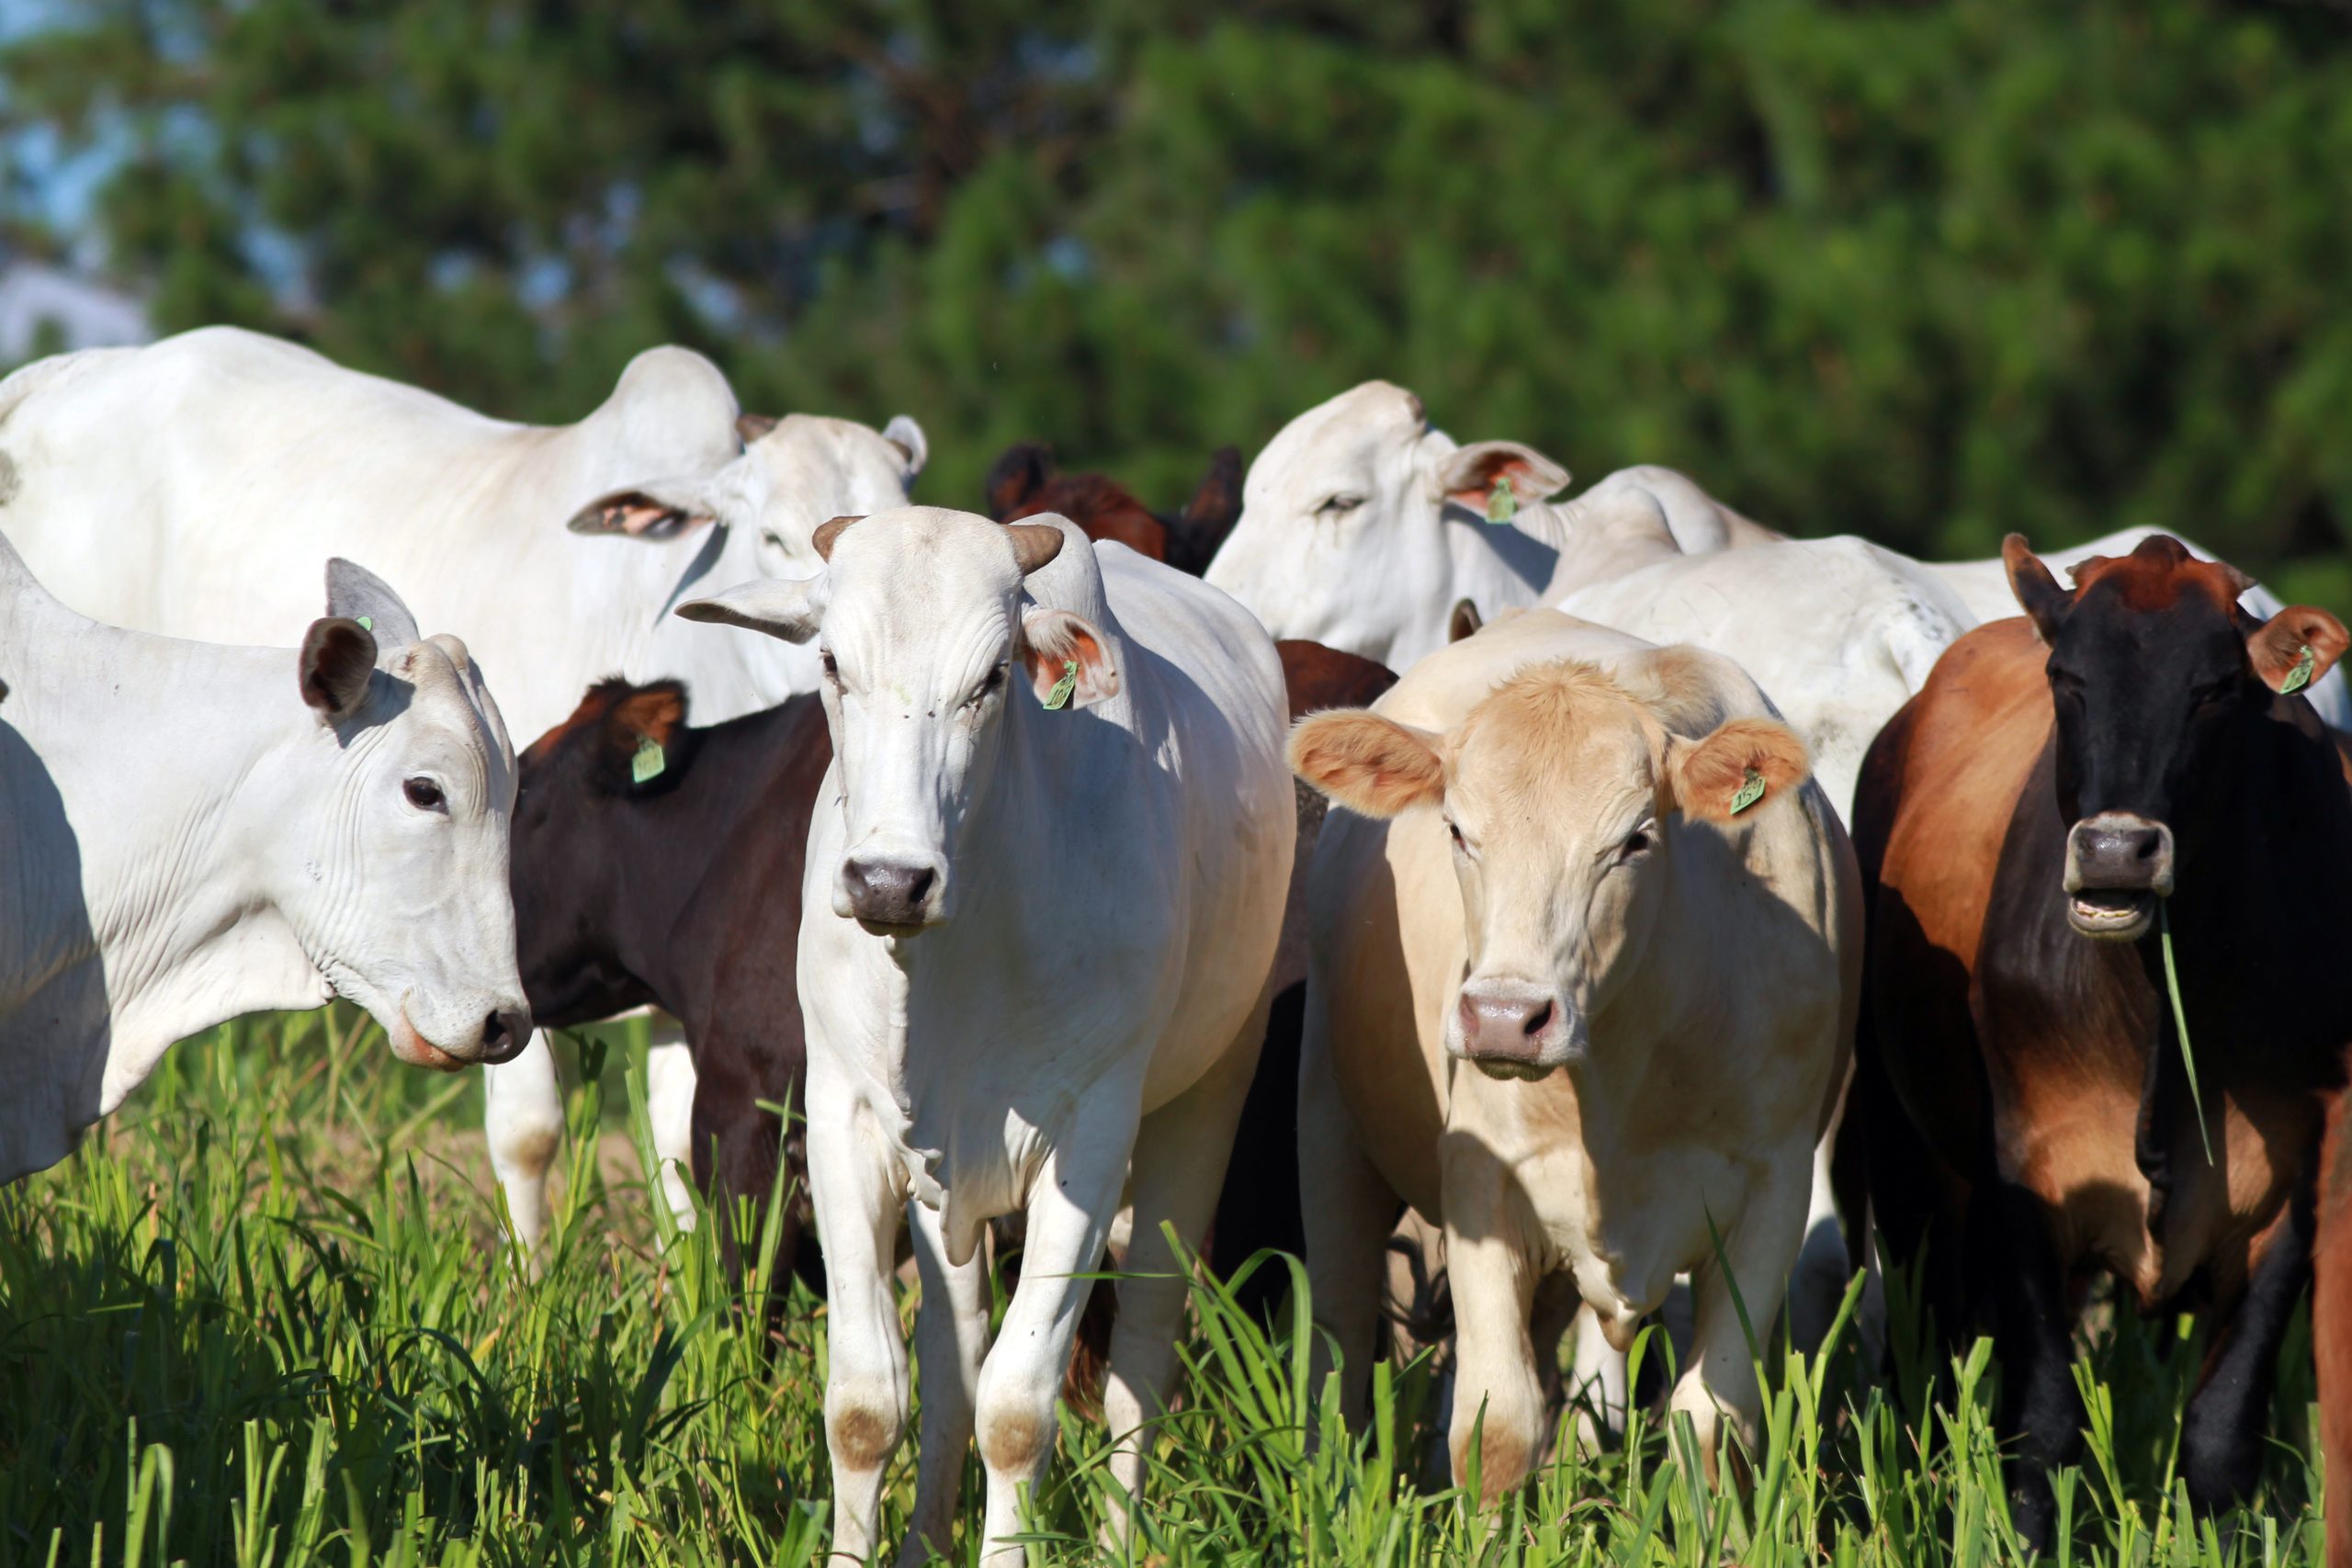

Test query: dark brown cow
[984,442,1243,576]
[2320,1066,2351,1568]
[509,680,831,1306]
[1849,534,2352,1544]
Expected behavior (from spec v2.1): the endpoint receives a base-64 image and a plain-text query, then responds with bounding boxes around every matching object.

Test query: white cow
[0,545,528,1183]
[1289,609,1859,1491]
[676,507,1294,1565]
[0,324,925,1245]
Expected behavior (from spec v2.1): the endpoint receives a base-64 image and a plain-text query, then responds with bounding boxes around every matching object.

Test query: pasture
[0,1009,2326,1566]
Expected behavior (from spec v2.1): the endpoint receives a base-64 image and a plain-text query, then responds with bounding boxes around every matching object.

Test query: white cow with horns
[0,324,925,1243]
[676,506,1295,1566]
[0,546,529,1183]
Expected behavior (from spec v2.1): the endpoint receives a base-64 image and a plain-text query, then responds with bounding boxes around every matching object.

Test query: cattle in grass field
[984,440,1244,575]
[674,507,1294,1564]
[0,324,925,1253]
[1288,608,1858,1495]
[0,546,529,1183]
[1847,534,2352,1546]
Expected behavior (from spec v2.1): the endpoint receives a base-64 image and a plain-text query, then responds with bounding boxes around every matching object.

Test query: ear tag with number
[631,735,666,784]
[1485,474,1517,525]
[1043,659,1080,711]
[2281,644,2316,695]
[1730,767,1767,816]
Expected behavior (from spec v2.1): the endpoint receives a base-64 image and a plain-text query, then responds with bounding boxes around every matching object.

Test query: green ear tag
[1485,474,1517,525]
[1043,659,1080,711]
[356,615,373,632]
[2281,644,2316,695]
[1729,767,1767,816]
[631,735,666,784]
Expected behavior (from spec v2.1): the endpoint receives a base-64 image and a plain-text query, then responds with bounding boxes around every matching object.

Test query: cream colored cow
[1290,609,1860,1492]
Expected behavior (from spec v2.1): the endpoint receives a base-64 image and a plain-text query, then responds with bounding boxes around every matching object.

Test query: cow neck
[1,597,334,1109]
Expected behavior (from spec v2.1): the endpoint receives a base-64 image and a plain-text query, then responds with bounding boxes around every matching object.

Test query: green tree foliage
[6,1,2351,593]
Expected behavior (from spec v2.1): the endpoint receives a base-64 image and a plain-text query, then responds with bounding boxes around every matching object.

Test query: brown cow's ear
[2003,534,2073,641]
[1289,711,1445,818]
[298,617,379,721]
[600,682,689,791]
[2248,604,2351,695]
[1020,609,1118,709]
[1667,716,1811,822]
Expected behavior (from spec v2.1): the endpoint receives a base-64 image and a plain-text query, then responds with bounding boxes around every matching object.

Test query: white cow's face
[1204,381,1568,666]
[269,566,531,1070]
[1290,659,1809,1080]
[675,507,1111,935]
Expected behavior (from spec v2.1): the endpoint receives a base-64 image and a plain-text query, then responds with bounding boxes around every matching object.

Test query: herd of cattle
[0,325,2346,1562]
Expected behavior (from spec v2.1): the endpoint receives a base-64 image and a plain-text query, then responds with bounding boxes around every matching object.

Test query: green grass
[0,1010,2331,1565]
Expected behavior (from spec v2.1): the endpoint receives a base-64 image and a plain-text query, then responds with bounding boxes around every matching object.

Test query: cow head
[509,678,693,1022]
[1203,381,1569,665]
[677,506,1112,934]
[2006,532,2348,941]
[984,442,1169,562]
[1290,656,1810,1079]
[567,410,928,619]
[273,559,532,1069]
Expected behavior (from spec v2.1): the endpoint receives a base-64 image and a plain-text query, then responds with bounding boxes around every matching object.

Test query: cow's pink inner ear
[1669,717,1811,822]
[1021,610,1118,707]
[1287,712,1444,818]
[2249,605,2351,694]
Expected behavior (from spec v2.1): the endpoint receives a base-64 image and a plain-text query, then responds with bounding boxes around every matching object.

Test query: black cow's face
[2006,533,2347,941]
[509,679,688,1021]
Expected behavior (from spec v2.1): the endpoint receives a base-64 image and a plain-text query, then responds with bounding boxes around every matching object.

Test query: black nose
[2067,814,2176,894]
[481,1009,532,1065]
[843,858,938,926]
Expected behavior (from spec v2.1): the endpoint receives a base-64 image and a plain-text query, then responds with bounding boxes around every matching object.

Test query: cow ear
[1288,711,1445,818]
[1666,716,1811,822]
[1021,609,1118,708]
[323,558,421,649]
[676,576,826,643]
[1438,441,1571,515]
[568,476,722,539]
[1448,598,1484,643]
[2003,534,2073,641]
[2248,604,2351,694]
[735,412,779,445]
[299,616,379,720]
[599,682,689,792]
[882,415,928,479]
[984,443,1052,520]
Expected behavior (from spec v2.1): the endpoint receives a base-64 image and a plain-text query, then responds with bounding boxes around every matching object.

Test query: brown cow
[984,442,1243,576]
[1849,534,2352,1545]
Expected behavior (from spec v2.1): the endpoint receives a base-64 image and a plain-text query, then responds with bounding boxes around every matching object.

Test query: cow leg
[1442,1215,1544,1500]
[1562,1304,1628,1449]
[2181,1177,2315,1517]
[973,1123,1130,1567]
[1970,1176,2082,1551]
[808,1071,912,1565]
[904,1199,989,1565]
[1676,1158,1808,1485]
[644,1024,699,1230]
[1101,1008,1266,1543]
[1298,992,1403,1428]
[482,1041,566,1258]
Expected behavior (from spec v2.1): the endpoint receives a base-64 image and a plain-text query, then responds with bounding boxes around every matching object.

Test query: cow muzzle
[390,1002,534,1070]
[1449,978,1578,1080]
[839,853,948,934]
[2063,811,2174,941]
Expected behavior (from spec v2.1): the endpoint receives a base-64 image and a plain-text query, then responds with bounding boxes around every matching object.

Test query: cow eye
[1446,819,1466,851]
[1617,823,1655,862]
[1317,492,1366,517]
[820,649,840,682]
[760,529,786,553]
[977,664,1007,702]
[403,777,447,812]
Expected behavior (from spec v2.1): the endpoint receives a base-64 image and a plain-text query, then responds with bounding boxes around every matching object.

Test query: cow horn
[813,515,864,562]
[1007,522,1065,577]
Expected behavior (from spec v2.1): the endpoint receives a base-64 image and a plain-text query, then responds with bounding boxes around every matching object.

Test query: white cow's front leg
[904,1199,989,1565]
[974,1127,1131,1566]
[483,1041,566,1256]
[1675,1159,1808,1486]
[643,1026,699,1231]
[810,1075,913,1564]
[1101,1006,1266,1543]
